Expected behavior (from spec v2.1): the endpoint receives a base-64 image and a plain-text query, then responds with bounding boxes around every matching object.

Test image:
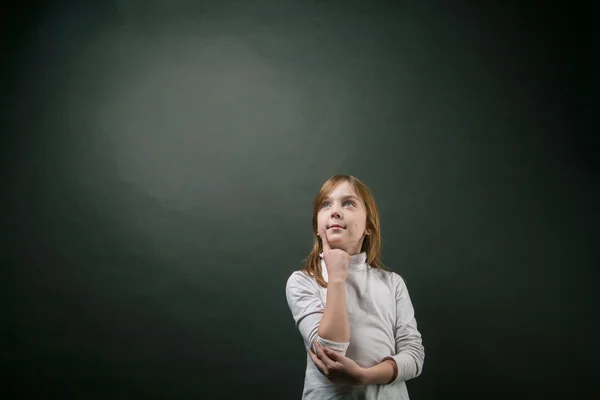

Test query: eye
[321,201,331,208]
[344,200,355,207]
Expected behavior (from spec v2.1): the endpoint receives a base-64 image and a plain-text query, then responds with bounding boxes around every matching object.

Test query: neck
[348,252,367,267]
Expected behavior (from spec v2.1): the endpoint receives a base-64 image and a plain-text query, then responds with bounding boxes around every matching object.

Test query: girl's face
[317,181,370,255]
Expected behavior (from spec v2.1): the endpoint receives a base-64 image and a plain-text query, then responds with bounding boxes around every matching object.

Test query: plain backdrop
[3,1,597,399]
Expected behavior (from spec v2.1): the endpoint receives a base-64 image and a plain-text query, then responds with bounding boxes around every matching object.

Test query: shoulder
[389,271,406,287]
[285,270,321,308]
[369,267,407,291]
[286,270,318,292]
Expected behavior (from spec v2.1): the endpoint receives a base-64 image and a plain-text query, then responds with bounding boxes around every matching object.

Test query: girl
[286,175,424,399]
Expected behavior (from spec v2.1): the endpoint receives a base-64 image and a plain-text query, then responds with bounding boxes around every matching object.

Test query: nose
[331,204,342,218]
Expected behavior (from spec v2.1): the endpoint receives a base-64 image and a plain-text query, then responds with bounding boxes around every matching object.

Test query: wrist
[361,359,397,385]
[360,366,372,385]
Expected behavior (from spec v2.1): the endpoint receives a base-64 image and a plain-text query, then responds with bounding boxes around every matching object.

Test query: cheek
[317,213,327,228]
[350,218,367,234]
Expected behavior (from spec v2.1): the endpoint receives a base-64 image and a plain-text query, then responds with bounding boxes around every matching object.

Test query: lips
[328,224,344,229]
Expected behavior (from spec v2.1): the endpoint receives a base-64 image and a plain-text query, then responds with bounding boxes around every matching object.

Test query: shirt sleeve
[382,273,425,383]
[286,271,350,355]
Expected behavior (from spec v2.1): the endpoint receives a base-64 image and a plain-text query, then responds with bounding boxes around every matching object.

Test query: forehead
[325,181,359,199]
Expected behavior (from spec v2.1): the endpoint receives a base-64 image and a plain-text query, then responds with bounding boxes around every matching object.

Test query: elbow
[413,343,425,377]
[396,341,424,381]
[414,360,424,378]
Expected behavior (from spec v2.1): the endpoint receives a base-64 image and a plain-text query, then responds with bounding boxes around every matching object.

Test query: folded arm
[365,273,425,385]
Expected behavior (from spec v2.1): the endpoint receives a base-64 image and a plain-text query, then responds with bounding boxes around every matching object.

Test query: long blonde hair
[301,174,386,287]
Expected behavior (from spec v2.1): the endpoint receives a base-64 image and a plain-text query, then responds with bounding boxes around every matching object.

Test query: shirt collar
[319,251,367,268]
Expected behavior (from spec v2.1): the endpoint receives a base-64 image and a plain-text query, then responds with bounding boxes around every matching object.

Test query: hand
[319,229,349,282]
[308,342,366,385]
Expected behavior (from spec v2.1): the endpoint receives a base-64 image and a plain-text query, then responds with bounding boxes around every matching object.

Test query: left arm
[363,273,425,385]
[361,359,398,384]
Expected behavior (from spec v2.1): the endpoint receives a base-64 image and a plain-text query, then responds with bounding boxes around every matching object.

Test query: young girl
[286,175,424,399]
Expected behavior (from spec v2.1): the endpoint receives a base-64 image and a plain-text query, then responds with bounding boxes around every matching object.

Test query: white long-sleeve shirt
[285,252,424,400]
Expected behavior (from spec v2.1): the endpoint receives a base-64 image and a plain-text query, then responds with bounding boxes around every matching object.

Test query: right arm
[316,228,350,344]
[286,229,351,354]
[318,280,350,343]
[285,272,350,355]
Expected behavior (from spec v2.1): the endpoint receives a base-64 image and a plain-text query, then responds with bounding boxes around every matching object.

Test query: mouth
[328,224,344,229]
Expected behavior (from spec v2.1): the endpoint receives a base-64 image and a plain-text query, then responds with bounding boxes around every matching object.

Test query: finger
[308,348,329,376]
[320,229,330,251]
[322,346,343,362]
[315,343,336,369]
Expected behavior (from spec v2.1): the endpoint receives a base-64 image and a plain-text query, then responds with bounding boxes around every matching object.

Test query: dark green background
[3,1,596,399]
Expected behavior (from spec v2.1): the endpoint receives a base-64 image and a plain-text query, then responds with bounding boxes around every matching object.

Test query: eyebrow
[322,195,360,202]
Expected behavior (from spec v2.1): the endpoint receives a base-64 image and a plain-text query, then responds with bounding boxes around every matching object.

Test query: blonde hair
[301,174,387,287]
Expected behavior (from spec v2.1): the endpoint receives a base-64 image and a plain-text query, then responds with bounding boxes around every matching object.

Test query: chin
[329,240,347,249]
